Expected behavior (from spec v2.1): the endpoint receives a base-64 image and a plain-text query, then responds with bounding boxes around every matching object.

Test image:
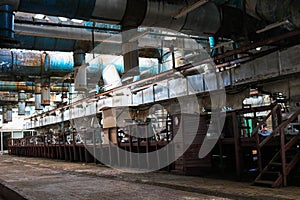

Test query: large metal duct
[4,0,300,37]
[222,0,300,28]
[254,0,300,27]
[0,50,74,76]
[3,0,221,36]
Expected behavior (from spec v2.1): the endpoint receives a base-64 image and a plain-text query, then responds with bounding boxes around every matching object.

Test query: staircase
[254,135,300,187]
[251,106,300,187]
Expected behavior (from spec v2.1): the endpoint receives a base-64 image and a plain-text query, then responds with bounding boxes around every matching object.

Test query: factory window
[12,131,23,139]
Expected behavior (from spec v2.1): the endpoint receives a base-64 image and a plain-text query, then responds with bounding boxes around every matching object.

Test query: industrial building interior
[0,0,300,199]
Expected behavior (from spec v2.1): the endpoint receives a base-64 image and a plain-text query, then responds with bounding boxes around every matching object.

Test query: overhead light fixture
[71,19,83,24]
[173,0,209,19]
[58,17,68,22]
[34,14,45,20]
[256,20,291,34]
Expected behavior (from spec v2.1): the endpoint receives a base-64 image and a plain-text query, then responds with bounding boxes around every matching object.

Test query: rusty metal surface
[0,50,73,76]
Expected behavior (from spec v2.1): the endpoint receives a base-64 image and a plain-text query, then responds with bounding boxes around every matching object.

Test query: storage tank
[18,90,26,115]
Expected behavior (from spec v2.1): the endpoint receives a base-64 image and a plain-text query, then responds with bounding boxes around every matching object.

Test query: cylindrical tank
[35,93,43,110]
[18,101,26,115]
[18,90,26,115]
[2,105,7,123]
[34,83,41,108]
[102,64,122,91]
[35,82,41,94]
[41,86,51,106]
[18,90,26,101]
[6,106,12,122]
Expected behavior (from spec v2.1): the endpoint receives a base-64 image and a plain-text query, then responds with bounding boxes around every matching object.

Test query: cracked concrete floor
[0,155,229,200]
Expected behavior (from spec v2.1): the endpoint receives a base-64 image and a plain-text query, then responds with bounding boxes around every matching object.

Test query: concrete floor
[0,155,299,200]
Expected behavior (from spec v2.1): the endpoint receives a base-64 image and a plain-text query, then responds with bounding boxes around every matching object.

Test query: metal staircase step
[262,171,281,175]
[260,171,281,181]
[270,162,282,166]
[254,180,274,186]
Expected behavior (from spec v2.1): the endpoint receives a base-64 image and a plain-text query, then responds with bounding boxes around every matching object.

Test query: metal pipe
[18,90,26,115]
[214,28,300,61]
[14,18,121,32]
[34,82,42,110]
[0,81,68,92]
[14,23,113,42]
[41,78,50,106]
[35,93,43,110]
[173,0,209,19]
[0,131,3,154]
[0,50,74,76]
[6,105,12,122]
[2,105,12,123]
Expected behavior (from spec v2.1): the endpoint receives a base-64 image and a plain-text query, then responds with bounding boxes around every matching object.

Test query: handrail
[259,108,300,148]
[251,104,281,137]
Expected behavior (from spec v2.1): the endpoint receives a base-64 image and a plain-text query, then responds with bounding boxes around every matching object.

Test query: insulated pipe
[35,82,43,110]
[0,81,68,92]
[0,4,14,39]
[6,105,12,122]
[14,23,113,42]
[0,50,74,76]
[2,105,12,123]
[18,90,26,115]
[41,78,50,106]
[43,52,74,75]
[7,0,221,36]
